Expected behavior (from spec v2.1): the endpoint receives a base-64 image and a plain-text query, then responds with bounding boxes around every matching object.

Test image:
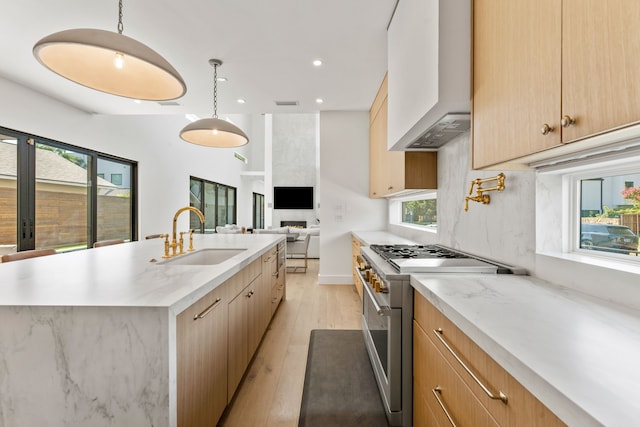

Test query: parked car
[580,223,639,253]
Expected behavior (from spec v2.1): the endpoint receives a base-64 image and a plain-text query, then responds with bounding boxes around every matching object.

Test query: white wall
[271,114,319,228]
[0,76,259,239]
[318,111,387,284]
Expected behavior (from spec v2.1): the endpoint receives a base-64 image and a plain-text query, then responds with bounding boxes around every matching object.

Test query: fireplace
[281,221,307,228]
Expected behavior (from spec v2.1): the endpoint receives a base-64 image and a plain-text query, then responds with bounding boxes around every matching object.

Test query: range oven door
[361,280,402,414]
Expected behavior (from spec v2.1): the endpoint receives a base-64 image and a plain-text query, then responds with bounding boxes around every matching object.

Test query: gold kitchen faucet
[161,206,205,258]
[464,173,506,212]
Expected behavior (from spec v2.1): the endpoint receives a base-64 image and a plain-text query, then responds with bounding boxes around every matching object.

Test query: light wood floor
[219,259,362,427]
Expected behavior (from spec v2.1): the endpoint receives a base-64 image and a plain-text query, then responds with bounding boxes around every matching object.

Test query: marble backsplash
[389,132,640,311]
[389,132,537,272]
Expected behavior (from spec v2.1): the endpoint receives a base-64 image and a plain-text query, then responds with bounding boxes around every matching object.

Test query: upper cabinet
[370,74,438,198]
[473,0,640,169]
[387,0,471,151]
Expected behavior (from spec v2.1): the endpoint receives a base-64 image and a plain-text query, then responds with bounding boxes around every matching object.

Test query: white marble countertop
[351,230,417,246]
[0,234,283,313]
[411,273,640,427]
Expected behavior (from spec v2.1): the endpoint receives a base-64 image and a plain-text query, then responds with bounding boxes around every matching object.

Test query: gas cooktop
[369,244,468,259]
[368,244,524,274]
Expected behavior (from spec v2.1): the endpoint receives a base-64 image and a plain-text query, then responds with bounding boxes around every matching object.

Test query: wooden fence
[621,214,640,234]
[0,188,130,247]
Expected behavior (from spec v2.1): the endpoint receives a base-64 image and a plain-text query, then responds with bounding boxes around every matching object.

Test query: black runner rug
[298,329,389,427]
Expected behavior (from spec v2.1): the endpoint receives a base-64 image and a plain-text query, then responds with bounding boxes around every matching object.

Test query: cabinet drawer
[227,258,262,298]
[414,291,565,427]
[414,321,499,427]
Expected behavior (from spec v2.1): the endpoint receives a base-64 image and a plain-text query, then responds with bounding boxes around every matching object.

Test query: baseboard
[317,274,353,285]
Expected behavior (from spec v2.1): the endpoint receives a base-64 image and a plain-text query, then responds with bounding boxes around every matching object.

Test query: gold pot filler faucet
[464,173,506,212]
[160,206,205,258]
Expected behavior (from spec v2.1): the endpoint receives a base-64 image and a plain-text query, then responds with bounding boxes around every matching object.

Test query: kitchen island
[0,233,285,427]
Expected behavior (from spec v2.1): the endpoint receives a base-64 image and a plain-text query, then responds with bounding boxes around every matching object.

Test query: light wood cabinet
[227,258,263,400]
[227,243,286,401]
[473,0,640,169]
[351,236,364,299]
[413,291,566,427]
[177,284,227,427]
[272,240,286,314]
[369,74,438,198]
[414,321,500,427]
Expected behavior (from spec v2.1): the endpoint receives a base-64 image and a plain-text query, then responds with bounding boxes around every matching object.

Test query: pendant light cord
[213,62,218,119]
[117,0,124,34]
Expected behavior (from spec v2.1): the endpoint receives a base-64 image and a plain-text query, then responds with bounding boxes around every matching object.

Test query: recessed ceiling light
[316,98,324,104]
[185,114,200,122]
[237,98,246,104]
[217,77,228,82]
[133,99,142,104]
[312,59,322,67]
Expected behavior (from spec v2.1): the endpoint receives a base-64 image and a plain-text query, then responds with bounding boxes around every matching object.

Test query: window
[578,172,640,256]
[110,173,123,186]
[189,176,237,233]
[253,193,265,229]
[0,133,17,254]
[0,126,137,253]
[401,197,437,229]
[97,158,133,243]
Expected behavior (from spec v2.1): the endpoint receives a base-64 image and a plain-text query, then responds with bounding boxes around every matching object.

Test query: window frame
[389,190,438,233]
[189,176,237,233]
[253,192,265,230]
[0,126,138,251]
[567,163,640,261]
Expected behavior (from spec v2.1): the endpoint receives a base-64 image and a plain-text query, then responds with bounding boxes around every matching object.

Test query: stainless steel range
[357,243,525,427]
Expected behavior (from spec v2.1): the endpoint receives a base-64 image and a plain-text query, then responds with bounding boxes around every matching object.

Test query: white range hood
[387,0,470,151]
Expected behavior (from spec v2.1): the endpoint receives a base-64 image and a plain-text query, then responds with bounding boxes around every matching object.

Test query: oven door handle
[362,279,393,316]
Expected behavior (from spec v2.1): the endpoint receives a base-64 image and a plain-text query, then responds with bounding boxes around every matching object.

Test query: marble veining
[0,234,282,427]
[0,306,169,426]
[411,273,640,426]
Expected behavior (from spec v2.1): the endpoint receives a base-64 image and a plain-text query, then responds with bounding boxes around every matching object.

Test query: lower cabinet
[271,241,286,315]
[351,236,364,299]
[177,243,286,427]
[413,291,566,427]
[176,284,227,427]
[227,257,264,400]
[414,321,499,427]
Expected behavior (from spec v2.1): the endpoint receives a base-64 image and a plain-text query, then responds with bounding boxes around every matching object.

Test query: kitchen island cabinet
[227,258,263,400]
[0,234,285,427]
[177,283,227,426]
[473,0,640,169]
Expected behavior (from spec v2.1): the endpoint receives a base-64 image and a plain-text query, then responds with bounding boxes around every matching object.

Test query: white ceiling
[1,0,396,118]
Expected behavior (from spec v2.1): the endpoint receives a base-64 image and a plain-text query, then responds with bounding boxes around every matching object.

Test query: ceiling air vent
[157,101,181,106]
[275,100,299,106]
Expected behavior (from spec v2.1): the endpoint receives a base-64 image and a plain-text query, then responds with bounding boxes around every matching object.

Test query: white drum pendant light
[180,59,249,148]
[33,0,186,101]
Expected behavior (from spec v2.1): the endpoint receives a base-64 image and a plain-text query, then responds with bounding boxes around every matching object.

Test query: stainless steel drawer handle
[433,328,508,404]
[432,386,457,427]
[193,298,222,320]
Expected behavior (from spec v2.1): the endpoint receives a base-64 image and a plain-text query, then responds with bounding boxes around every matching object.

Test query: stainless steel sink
[157,248,246,265]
